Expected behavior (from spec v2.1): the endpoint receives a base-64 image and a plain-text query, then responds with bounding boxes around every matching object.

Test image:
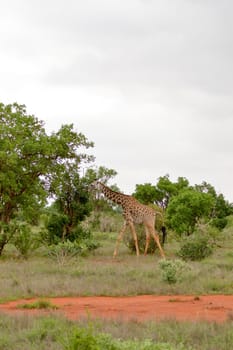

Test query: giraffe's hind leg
[147,225,165,258]
[144,226,150,256]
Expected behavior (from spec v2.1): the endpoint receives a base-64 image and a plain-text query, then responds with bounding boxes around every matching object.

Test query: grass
[0,313,232,350]
[0,226,232,349]
[0,228,232,301]
[17,299,58,310]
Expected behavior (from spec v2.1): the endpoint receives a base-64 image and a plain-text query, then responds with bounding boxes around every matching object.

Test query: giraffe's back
[123,198,156,225]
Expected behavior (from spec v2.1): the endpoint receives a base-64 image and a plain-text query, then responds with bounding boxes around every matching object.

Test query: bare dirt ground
[1,295,233,322]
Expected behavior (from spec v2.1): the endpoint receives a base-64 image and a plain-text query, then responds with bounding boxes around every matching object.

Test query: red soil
[0,295,233,323]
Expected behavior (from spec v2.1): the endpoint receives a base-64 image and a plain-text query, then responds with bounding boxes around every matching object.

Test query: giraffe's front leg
[113,222,127,258]
[128,221,140,257]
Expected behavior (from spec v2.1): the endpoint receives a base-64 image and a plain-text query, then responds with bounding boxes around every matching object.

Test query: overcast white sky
[1,0,233,201]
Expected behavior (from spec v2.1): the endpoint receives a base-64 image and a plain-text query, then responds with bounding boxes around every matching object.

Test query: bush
[159,259,189,284]
[72,225,92,241]
[47,239,100,265]
[11,222,40,258]
[44,212,69,244]
[42,211,93,245]
[211,217,228,230]
[63,325,190,350]
[86,211,123,233]
[178,236,213,261]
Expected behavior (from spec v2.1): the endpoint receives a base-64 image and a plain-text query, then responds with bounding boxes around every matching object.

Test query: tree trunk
[0,232,7,256]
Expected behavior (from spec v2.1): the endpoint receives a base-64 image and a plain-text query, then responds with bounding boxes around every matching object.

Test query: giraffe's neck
[98,182,129,206]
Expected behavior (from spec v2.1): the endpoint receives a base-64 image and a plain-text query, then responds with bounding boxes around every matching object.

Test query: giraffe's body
[92,181,165,258]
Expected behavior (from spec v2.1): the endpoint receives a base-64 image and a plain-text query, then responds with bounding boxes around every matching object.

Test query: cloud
[1,0,233,200]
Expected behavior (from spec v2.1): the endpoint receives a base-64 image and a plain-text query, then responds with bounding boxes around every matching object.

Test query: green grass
[0,314,232,350]
[0,228,232,301]
[0,226,233,349]
[17,299,58,310]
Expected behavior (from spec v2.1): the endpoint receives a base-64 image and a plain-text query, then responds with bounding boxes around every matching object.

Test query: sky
[1,0,233,201]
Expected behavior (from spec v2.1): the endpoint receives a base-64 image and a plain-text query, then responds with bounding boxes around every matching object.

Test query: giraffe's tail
[155,211,167,245]
[161,225,167,245]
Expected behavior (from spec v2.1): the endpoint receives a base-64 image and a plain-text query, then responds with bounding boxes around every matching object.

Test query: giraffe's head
[89,179,102,192]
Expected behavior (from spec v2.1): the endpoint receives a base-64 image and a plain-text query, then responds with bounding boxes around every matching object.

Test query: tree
[85,166,117,187]
[133,183,158,205]
[133,175,232,236]
[85,166,119,210]
[133,175,189,208]
[195,181,233,229]
[0,102,93,254]
[155,175,189,208]
[47,163,92,242]
[166,189,215,235]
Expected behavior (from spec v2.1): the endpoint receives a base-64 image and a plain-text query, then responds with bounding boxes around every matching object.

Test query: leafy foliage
[133,183,159,205]
[51,165,93,238]
[0,102,93,254]
[133,175,189,209]
[133,175,232,237]
[44,211,69,244]
[166,189,214,235]
[64,324,190,350]
[11,222,40,258]
[46,239,100,265]
[17,300,58,310]
[178,236,213,261]
[159,259,190,284]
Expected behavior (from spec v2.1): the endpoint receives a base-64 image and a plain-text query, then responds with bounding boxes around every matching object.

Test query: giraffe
[91,181,165,258]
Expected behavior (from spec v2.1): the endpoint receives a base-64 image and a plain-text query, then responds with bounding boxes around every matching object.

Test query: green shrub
[63,325,190,350]
[159,259,189,284]
[211,217,228,230]
[178,236,213,261]
[17,299,58,310]
[11,222,40,258]
[87,211,123,233]
[43,211,93,245]
[44,212,69,244]
[47,239,100,265]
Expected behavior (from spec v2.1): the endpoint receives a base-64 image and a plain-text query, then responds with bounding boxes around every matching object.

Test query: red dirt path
[0,295,233,323]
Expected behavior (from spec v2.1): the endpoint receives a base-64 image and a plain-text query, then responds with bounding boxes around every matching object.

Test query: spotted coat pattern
[93,181,165,258]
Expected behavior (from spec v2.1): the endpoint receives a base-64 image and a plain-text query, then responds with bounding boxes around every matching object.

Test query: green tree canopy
[0,102,94,253]
[86,165,119,212]
[133,183,158,205]
[166,188,215,235]
[133,175,189,208]
[194,181,233,229]
[133,175,232,235]
[50,163,92,240]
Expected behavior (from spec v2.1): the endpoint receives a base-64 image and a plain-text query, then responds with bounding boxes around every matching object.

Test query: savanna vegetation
[0,102,233,350]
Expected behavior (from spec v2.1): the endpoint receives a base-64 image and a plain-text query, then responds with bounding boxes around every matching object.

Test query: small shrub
[17,299,58,310]
[11,222,40,258]
[211,217,228,230]
[86,211,123,233]
[72,225,92,241]
[178,236,213,261]
[159,259,190,284]
[63,325,189,350]
[43,212,93,244]
[47,239,100,265]
[44,212,69,244]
